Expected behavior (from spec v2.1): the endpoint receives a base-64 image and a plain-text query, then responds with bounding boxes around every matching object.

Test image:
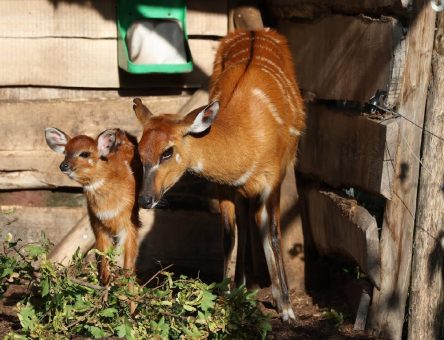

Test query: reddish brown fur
[46,129,141,284]
[134,29,305,322]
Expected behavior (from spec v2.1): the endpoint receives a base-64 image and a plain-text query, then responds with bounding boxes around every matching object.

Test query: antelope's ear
[133,98,153,126]
[45,127,70,153]
[185,101,219,135]
[97,129,117,157]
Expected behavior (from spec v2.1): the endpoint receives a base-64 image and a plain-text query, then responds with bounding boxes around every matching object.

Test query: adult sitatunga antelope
[133,29,305,322]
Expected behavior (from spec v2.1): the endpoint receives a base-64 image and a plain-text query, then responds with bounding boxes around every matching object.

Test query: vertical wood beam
[407,12,444,340]
[368,1,436,339]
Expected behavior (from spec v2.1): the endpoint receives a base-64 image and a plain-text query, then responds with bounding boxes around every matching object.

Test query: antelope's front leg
[121,224,139,313]
[122,225,139,274]
[255,187,296,323]
[94,225,113,285]
[218,186,237,288]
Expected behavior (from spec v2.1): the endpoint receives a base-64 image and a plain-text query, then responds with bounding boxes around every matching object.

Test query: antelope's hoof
[281,306,297,324]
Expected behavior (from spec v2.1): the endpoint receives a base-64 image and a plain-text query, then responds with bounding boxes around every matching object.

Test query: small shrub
[1,236,270,339]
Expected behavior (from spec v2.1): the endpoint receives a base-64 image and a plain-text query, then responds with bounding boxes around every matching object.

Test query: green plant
[1,236,270,339]
[323,308,344,328]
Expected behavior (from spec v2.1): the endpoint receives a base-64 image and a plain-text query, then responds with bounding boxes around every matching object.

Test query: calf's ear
[45,127,70,154]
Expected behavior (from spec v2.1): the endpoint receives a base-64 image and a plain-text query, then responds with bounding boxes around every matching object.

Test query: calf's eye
[79,151,91,158]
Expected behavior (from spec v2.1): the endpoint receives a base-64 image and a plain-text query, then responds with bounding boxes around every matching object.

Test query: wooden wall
[0,0,226,89]
[0,0,305,294]
[274,0,437,338]
[0,0,228,281]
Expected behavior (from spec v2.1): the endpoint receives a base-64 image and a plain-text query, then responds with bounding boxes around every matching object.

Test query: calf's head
[45,127,123,185]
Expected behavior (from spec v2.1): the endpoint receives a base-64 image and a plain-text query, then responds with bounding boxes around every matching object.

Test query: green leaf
[99,307,117,318]
[40,277,49,297]
[86,325,108,339]
[183,304,196,312]
[116,319,134,340]
[24,244,46,258]
[200,290,216,312]
[17,305,38,331]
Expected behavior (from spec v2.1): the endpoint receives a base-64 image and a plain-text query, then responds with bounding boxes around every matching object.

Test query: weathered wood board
[0,0,224,88]
[0,205,224,280]
[0,96,189,189]
[302,187,380,288]
[0,0,227,38]
[0,38,218,88]
[407,13,444,340]
[298,104,399,199]
[0,205,87,246]
[266,0,412,19]
[279,15,404,104]
[368,2,436,339]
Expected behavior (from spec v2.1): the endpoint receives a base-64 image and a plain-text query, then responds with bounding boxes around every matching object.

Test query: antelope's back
[210,29,304,135]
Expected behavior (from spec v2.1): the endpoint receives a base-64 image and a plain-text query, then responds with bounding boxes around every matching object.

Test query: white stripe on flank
[256,63,298,117]
[252,88,283,125]
[233,163,256,186]
[230,48,249,59]
[289,127,300,136]
[255,56,300,116]
[84,179,105,193]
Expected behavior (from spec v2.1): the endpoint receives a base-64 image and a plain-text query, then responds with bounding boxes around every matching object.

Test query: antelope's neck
[187,119,247,185]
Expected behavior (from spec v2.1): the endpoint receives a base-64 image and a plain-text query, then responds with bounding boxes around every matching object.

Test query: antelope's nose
[138,195,153,209]
[59,161,70,172]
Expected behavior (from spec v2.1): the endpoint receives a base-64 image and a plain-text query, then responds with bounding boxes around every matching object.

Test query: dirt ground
[0,283,376,339]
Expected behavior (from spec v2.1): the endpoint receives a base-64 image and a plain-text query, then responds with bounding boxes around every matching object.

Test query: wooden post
[407,13,444,340]
[367,2,436,339]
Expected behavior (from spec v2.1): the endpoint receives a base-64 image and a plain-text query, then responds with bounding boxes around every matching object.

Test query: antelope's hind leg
[254,187,296,323]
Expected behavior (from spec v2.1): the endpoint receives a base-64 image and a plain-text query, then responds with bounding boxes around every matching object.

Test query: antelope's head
[133,98,219,208]
[45,128,126,186]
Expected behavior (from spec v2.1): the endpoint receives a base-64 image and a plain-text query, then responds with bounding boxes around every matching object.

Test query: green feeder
[117,0,193,74]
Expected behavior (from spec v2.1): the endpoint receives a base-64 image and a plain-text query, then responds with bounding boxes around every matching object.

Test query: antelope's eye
[79,151,91,158]
[160,147,173,162]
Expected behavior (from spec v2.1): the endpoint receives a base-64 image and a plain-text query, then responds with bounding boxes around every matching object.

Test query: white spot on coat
[233,163,256,186]
[289,127,300,136]
[192,161,204,173]
[175,153,182,163]
[95,205,124,221]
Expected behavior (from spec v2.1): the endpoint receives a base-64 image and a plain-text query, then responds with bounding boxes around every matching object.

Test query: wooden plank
[0,37,217,88]
[187,0,227,36]
[280,165,305,292]
[298,104,399,199]
[407,13,444,340]
[367,2,436,339]
[0,96,189,189]
[0,96,188,151]
[266,0,412,19]
[0,0,227,38]
[0,88,145,102]
[0,205,87,246]
[279,15,404,103]
[302,187,380,288]
[1,205,223,279]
